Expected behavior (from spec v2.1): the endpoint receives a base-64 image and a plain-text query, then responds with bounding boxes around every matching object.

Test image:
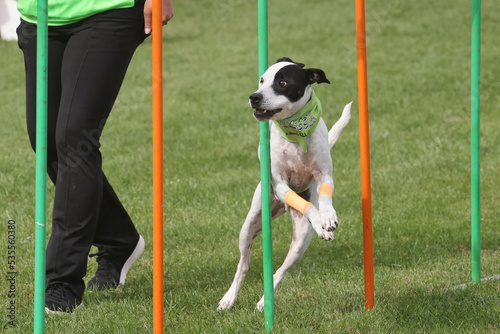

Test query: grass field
[1,0,500,333]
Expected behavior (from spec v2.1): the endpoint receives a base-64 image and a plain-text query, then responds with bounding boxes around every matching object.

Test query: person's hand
[144,0,174,34]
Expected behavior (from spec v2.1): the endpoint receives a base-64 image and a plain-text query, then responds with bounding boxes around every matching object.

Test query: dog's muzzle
[249,93,282,121]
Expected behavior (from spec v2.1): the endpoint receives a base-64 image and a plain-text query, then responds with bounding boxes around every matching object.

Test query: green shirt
[18,0,135,26]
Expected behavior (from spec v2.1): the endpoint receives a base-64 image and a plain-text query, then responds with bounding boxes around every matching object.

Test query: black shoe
[87,235,145,291]
[45,284,84,315]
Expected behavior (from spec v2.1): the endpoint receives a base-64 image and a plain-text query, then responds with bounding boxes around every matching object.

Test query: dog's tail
[328,101,352,150]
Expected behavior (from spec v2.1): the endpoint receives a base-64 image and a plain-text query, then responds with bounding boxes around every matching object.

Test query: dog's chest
[268,119,331,192]
[271,143,318,192]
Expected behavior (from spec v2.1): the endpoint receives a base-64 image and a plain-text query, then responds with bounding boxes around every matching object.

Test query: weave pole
[354,0,375,310]
[258,0,275,331]
[470,0,481,283]
[33,0,48,332]
[152,0,164,332]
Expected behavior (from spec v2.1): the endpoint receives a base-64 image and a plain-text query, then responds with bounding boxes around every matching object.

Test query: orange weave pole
[355,0,375,310]
[152,0,164,332]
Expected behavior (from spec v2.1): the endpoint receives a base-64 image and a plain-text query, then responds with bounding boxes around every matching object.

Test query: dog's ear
[275,57,305,68]
[304,68,330,85]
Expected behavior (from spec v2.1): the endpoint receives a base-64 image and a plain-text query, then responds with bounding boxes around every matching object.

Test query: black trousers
[17,2,147,298]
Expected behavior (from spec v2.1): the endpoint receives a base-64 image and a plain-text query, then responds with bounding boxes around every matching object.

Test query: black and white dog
[218,58,352,311]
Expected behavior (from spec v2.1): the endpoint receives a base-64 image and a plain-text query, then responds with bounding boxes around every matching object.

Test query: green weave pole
[34,0,48,332]
[258,0,274,331]
[470,0,481,283]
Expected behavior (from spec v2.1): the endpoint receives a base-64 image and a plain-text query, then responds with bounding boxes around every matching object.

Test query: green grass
[1,0,500,332]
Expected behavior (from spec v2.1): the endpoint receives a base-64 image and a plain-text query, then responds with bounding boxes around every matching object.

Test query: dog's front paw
[319,209,337,240]
[306,207,336,240]
[320,207,338,233]
[320,230,335,241]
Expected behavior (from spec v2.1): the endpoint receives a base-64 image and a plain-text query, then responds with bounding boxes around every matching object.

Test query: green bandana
[274,89,322,152]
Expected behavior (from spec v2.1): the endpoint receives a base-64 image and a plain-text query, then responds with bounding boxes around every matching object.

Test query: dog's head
[249,57,330,122]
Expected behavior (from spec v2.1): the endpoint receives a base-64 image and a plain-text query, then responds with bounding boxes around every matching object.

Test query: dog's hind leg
[218,182,285,311]
[256,209,314,311]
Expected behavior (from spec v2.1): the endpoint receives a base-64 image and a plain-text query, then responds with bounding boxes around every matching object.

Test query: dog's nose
[249,93,263,105]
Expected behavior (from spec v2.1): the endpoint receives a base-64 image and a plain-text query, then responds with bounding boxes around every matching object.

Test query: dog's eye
[260,77,264,85]
[279,80,287,87]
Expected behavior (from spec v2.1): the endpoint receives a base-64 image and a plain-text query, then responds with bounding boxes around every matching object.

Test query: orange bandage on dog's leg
[284,191,313,215]
[319,184,333,198]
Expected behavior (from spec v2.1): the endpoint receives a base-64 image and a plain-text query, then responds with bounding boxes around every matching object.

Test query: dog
[218,58,352,311]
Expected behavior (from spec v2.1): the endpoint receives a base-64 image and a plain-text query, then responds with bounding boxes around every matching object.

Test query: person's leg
[18,1,147,311]
[17,19,87,314]
[17,19,65,185]
[94,174,141,253]
[46,4,147,299]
